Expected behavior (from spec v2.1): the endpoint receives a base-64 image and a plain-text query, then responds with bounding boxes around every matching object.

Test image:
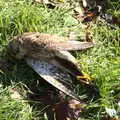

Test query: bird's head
[8,36,26,60]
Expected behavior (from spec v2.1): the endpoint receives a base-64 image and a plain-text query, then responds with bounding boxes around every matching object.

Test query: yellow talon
[76,72,92,84]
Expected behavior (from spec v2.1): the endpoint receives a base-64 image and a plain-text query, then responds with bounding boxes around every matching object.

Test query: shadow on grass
[0,51,58,119]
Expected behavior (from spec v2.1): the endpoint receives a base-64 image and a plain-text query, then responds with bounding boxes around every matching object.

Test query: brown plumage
[8,32,95,101]
[8,32,94,59]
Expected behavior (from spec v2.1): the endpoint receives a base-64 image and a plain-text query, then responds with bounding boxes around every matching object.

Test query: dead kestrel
[8,32,95,101]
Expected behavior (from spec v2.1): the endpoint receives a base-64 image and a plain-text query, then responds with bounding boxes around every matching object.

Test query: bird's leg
[76,72,100,99]
[76,72,92,85]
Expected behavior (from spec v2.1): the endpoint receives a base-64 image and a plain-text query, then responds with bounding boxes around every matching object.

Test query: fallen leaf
[73,6,100,23]
[10,88,22,100]
[102,13,120,26]
[54,99,86,120]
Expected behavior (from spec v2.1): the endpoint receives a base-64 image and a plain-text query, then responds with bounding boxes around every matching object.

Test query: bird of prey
[8,32,95,101]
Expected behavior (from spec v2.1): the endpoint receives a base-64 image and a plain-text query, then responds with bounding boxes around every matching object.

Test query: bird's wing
[53,51,92,84]
[22,32,95,51]
[52,41,95,51]
[26,58,80,101]
[53,51,83,76]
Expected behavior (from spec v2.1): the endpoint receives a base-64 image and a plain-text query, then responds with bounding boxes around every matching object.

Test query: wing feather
[52,41,95,51]
[22,33,95,51]
[26,59,80,101]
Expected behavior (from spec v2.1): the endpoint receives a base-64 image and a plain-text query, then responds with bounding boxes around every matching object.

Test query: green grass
[0,0,120,120]
[107,0,120,17]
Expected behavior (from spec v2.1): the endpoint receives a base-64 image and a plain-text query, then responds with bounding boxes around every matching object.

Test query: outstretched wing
[52,41,95,51]
[26,59,80,101]
[21,32,95,51]
[8,32,95,60]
